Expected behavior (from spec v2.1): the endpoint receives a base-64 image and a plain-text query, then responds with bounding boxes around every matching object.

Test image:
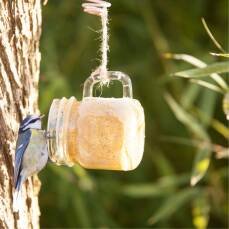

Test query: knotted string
[82,0,111,84]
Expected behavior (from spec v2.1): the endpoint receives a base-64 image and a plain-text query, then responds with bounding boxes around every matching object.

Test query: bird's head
[19,115,44,133]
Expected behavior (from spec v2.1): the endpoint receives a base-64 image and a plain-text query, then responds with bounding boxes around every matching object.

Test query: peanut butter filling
[78,115,124,170]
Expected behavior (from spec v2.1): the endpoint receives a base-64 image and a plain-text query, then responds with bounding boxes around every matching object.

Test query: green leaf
[148,188,200,225]
[181,84,200,109]
[201,18,226,53]
[72,165,94,191]
[165,53,228,90]
[151,149,175,176]
[192,192,210,229]
[48,164,73,181]
[210,53,229,58]
[198,88,218,127]
[194,107,229,139]
[223,92,229,120]
[211,119,229,139]
[191,146,212,186]
[122,174,189,198]
[164,53,209,67]
[191,79,224,94]
[72,190,91,228]
[164,93,209,140]
[174,61,229,79]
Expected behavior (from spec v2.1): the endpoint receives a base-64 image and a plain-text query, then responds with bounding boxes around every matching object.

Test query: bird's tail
[13,176,23,212]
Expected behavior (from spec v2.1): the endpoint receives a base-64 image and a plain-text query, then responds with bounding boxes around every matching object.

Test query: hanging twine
[82,0,111,84]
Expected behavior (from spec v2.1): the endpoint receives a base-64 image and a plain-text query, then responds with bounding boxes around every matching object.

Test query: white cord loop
[82,0,111,84]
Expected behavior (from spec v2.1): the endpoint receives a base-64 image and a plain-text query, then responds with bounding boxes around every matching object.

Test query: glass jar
[47,71,145,170]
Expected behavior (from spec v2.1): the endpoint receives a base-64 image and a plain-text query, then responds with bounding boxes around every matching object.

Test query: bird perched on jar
[13,115,48,210]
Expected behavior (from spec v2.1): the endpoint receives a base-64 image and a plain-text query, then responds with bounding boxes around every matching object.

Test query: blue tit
[14,115,48,196]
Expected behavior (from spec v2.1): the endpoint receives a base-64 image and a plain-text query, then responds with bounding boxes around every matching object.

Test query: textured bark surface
[0,0,42,228]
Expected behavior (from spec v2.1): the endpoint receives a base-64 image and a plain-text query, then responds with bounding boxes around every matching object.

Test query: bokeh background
[39,0,228,228]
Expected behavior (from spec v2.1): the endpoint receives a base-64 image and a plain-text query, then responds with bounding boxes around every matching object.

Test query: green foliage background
[39,0,228,228]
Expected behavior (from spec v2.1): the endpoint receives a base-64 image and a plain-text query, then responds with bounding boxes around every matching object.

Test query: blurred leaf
[192,192,210,229]
[165,53,228,91]
[191,145,211,186]
[86,193,119,227]
[72,190,91,228]
[160,135,202,148]
[164,93,209,140]
[191,79,224,94]
[223,92,229,120]
[174,61,229,80]
[201,18,226,53]
[152,150,175,176]
[211,119,229,139]
[198,89,217,127]
[72,165,94,191]
[161,136,228,159]
[122,174,189,198]
[164,53,208,67]
[142,3,169,55]
[48,164,74,181]
[148,188,200,225]
[210,53,229,58]
[181,84,200,109]
[194,108,229,139]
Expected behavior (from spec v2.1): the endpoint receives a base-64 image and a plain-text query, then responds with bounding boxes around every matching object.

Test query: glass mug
[47,71,145,170]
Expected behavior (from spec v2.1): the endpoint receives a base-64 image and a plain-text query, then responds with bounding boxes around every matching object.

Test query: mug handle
[83,71,133,98]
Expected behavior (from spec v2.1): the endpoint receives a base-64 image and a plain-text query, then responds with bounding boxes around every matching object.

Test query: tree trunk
[0,0,42,228]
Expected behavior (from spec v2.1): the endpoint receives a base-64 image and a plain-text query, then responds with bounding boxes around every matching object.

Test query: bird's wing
[14,129,32,188]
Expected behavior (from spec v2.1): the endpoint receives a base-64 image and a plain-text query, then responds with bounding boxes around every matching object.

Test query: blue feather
[14,129,32,189]
[15,175,22,193]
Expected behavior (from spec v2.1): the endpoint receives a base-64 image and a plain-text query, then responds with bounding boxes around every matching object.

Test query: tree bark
[0,0,42,228]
